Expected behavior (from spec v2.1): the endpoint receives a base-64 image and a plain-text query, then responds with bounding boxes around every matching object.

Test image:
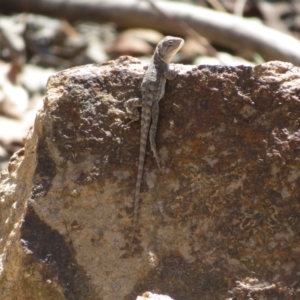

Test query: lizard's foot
[107,108,126,117]
[125,115,140,127]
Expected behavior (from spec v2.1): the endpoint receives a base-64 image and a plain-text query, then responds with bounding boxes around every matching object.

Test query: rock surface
[1,58,300,299]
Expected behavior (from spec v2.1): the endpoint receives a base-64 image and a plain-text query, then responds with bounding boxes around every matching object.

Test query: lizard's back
[141,57,167,102]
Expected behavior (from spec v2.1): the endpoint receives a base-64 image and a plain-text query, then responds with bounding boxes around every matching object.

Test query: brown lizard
[125,36,184,247]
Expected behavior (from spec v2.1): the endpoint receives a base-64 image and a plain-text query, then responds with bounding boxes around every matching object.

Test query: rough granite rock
[1,57,300,300]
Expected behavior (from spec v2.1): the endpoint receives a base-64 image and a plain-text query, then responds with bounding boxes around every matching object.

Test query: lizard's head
[157,36,184,64]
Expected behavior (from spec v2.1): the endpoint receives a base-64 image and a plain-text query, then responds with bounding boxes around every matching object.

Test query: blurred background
[0,0,300,171]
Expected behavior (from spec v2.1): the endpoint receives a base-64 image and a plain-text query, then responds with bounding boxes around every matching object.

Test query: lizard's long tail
[130,108,151,248]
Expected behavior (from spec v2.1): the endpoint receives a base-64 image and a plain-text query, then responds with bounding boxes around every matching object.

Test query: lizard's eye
[168,41,174,45]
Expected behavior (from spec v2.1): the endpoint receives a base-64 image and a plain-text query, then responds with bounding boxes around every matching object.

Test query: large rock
[1,58,300,299]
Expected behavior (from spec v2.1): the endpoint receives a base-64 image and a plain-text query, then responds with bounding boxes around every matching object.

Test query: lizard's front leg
[124,97,142,125]
[164,66,179,81]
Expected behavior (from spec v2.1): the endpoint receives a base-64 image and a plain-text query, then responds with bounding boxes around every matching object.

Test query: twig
[207,0,227,12]
[234,0,247,16]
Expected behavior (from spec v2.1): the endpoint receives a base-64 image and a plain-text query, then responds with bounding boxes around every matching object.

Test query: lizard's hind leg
[124,97,142,124]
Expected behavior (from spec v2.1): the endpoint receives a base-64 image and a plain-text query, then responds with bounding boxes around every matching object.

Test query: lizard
[124,36,184,248]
